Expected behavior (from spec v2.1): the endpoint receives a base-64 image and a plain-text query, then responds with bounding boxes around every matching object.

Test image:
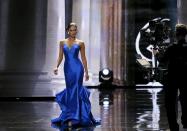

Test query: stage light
[99,90,113,107]
[99,68,113,84]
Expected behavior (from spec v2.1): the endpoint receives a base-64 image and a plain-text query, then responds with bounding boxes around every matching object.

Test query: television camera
[138,17,173,83]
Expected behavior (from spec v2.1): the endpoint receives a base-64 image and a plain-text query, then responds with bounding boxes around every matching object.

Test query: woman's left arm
[80,41,89,81]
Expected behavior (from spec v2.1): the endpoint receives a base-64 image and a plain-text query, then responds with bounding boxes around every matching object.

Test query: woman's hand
[85,73,89,81]
[53,67,58,75]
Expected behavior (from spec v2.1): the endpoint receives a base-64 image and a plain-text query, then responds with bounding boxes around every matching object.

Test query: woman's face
[68,25,77,37]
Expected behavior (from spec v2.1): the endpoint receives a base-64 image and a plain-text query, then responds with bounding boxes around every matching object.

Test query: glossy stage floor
[0,84,184,131]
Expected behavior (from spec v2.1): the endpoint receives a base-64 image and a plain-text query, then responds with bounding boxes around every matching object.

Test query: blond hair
[175,24,187,36]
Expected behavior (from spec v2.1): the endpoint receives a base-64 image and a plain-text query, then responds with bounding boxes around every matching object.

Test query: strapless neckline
[64,42,79,50]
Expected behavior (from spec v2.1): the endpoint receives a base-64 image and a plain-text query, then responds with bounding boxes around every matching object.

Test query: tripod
[145,45,163,86]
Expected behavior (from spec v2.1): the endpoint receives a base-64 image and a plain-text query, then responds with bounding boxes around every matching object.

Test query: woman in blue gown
[52,22,98,128]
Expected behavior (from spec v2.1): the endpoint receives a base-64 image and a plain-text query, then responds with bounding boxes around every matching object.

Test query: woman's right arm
[54,41,64,75]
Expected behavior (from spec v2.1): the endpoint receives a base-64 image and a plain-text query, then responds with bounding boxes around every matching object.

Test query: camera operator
[154,24,187,131]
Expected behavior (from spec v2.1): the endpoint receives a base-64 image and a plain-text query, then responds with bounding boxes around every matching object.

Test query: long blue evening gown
[51,42,98,128]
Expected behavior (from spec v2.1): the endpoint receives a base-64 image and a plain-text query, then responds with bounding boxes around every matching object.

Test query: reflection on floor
[0,87,184,131]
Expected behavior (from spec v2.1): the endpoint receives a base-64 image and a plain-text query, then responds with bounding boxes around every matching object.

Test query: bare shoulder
[76,39,85,47]
[59,39,66,46]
